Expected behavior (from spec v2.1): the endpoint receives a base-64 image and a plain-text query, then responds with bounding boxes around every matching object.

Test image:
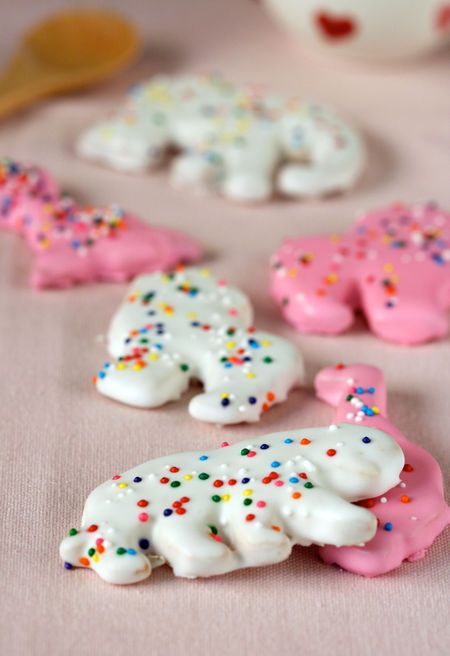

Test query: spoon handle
[0,55,54,120]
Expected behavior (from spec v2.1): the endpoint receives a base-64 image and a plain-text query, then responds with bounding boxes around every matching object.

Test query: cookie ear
[315,364,387,419]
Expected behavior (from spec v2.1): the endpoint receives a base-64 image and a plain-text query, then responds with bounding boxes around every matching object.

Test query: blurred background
[0,3,449,656]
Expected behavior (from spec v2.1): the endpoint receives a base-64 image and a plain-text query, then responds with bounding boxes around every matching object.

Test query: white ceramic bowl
[262,0,450,61]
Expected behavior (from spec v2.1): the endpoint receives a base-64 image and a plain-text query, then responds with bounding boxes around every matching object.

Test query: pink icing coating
[316,363,449,576]
[0,159,202,290]
[0,159,60,230]
[270,203,450,344]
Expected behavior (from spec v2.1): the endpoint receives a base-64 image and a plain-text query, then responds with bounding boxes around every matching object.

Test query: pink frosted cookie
[0,158,202,289]
[271,203,450,344]
[316,363,449,577]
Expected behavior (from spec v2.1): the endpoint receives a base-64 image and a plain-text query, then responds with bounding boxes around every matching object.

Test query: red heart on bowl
[316,11,357,40]
[436,4,450,31]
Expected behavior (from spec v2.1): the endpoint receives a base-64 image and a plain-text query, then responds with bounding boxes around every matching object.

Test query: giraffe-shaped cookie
[95,267,303,424]
[315,363,450,576]
[77,73,365,203]
[0,158,202,289]
[60,418,404,584]
[270,203,450,344]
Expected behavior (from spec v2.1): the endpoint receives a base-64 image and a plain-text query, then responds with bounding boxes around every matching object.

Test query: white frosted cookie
[95,267,303,424]
[60,422,404,584]
[78,75,240,173]
[276,102,365,197]
[77,74,365,202]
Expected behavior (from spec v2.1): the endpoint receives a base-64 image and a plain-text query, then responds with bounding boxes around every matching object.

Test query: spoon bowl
[0,9,140,119]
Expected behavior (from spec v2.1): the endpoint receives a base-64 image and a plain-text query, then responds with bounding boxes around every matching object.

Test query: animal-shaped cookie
[270,203,450,344]
[78,73,365,203]
[60,420,404,584]
[315,363,450,576]
[0,158,202,289]
[95,267,303,424]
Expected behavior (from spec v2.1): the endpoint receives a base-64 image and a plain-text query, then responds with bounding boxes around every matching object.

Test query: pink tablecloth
[0,1,449,655]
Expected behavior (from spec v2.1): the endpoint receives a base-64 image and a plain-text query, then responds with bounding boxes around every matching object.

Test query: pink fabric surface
[0,1,449,655]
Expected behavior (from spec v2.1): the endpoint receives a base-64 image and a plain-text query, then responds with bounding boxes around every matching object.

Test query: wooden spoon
[0,9,140,120]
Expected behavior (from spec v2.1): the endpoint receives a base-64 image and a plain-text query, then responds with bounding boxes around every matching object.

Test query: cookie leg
[220,131,280,203]
[60,525,152,584]
[229,518,292,567]
[277,158,359,198]
[31,248,92,289]
[96,351,191,409]
[285,487,377,548]
[361,284,449,345]
[277,109,364,197]
[152,521,236,578]
[270,239,356,335]
[188,332,303,424]
[170,152,222,194]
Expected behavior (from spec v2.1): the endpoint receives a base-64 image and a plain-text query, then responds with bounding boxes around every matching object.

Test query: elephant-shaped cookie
[60,416,404,584]
[0,158,201,289]
[95,267,303,424]
[77,73,365,203]
[271,203,450,344]
[315,363,450,576]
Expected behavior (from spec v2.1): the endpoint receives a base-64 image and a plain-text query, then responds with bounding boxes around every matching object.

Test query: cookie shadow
[356,127,397,194]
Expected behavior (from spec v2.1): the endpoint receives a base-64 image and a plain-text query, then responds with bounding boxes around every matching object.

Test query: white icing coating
[78,74,365,202]
[276,103,364,197]
[59,423,404,584]
[96,268,303,424]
